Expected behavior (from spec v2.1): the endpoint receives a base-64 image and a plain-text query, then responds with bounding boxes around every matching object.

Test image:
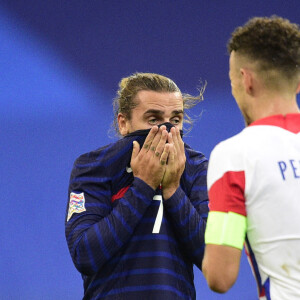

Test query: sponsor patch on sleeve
[67,192,86,222]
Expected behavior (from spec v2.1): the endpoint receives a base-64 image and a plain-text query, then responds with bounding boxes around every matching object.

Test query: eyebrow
[143,109,184,116]
[172,109,184,115]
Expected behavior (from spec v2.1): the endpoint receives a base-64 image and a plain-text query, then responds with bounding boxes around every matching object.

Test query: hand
[162,126,186,199]
[130,125,170,190]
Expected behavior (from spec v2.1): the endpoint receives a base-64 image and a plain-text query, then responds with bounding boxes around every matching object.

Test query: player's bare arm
[202,244,242,293]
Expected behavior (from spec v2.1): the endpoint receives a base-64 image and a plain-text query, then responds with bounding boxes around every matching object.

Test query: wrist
[135,175,160,191]
[162,186,177,200]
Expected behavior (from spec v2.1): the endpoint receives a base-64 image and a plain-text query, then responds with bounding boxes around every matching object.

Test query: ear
[240,68,254,96]
[117,113,129,136]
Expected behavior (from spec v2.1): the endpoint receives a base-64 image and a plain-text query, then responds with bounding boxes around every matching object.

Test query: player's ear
[240,68,254,96]
[117,113,130,136]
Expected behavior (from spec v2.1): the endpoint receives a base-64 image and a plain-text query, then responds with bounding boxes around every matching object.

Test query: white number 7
[152,195,163,234]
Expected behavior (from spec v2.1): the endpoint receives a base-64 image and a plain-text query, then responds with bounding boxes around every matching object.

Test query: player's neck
[250,94,300,123]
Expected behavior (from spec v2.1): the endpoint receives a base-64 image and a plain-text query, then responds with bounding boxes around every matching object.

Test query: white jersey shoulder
[207,129,247,190]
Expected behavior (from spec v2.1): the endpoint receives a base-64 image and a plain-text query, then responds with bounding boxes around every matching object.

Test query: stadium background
[1,1,299,299]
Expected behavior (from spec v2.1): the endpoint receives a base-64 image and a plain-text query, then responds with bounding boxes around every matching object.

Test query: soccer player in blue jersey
[65,73,209,299]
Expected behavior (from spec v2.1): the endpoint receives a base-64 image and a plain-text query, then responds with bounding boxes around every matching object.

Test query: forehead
[134,90,183,110]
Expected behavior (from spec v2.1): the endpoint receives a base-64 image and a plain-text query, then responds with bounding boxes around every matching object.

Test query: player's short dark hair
[227,16,300,80]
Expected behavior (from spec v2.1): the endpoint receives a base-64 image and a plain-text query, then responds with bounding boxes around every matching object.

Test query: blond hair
[112,72,205,136]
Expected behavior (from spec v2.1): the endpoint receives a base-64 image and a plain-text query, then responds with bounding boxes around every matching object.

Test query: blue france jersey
[65,132,208,300]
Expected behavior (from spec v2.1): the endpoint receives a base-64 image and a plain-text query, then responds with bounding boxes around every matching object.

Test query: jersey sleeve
[205,141,247,249]
[163,147,209,269]
[65,154,155,276]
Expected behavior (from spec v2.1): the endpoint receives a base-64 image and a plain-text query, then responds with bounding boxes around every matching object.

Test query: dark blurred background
[1,1,299,299]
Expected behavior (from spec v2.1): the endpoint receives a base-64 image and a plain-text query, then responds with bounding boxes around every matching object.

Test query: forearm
[163,186,208,269]
[65,178,154,275]
[202,244,242,293]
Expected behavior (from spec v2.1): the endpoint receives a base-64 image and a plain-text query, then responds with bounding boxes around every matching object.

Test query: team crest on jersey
[67,192,86,221]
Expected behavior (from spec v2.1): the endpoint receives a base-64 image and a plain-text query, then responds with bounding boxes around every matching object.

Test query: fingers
[168,127,184,155]
[130,126,169,190]
[142,125,168,157]
[142,126,159,151]
[154,126,168,157]
[160,143,171,165]
[131,140,140,160]
[134,126,182,164]
[166,129,176,158]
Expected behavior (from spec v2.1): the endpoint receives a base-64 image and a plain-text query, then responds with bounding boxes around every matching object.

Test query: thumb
[131,141,140,160]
